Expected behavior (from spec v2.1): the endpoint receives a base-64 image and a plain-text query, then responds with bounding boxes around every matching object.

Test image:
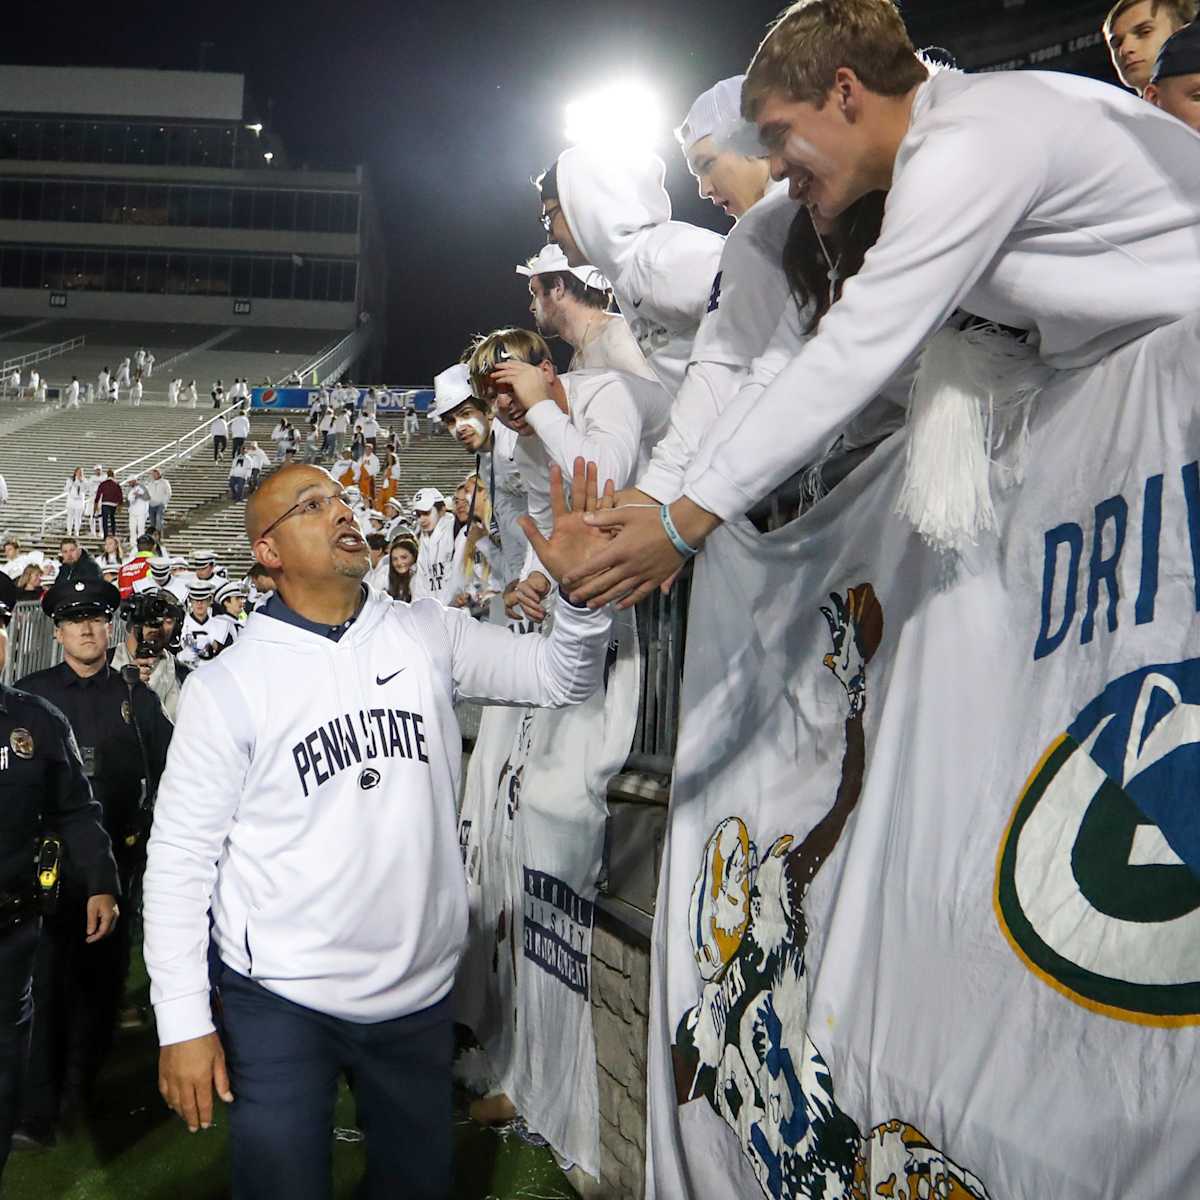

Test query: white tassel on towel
[894,324,1052,553]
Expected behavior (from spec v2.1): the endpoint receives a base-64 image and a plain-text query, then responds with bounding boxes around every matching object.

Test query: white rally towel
[458,607,640,1177]
[646,313,1200,1199]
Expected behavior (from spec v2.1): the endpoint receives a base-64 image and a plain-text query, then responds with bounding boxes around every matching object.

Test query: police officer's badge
[10,728,34,758]
[121,701,132,725]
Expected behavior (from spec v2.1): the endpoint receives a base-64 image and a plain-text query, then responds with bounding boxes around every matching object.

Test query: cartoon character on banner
[672,585,989,1200]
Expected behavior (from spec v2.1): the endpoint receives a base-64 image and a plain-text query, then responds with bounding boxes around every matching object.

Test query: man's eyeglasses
[258,489,354,540]
[540,205,560,234]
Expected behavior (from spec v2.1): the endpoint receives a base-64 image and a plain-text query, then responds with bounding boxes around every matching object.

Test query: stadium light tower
[563,80,663,156]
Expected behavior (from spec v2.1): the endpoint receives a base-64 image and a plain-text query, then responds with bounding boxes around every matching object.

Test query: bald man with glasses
[143,461,615,1200]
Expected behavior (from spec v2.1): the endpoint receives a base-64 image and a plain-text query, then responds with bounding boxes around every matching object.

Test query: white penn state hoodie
[143,585,611,1045]
[556,145,724,396]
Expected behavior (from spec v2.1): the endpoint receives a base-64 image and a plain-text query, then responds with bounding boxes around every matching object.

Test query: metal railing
[274,324,372,389]
[1,600,62,685]
[38,398,253,537]
[1,335,87,378]
[628,565,690,774]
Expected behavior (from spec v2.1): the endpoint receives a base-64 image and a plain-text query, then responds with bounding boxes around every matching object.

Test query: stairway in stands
[173,417,474,576]
[0,402,472,577]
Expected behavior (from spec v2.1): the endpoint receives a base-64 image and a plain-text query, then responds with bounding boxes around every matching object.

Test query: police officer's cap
[1152,21,1200,82]
[0,571,16,623]
[41,577,120,623]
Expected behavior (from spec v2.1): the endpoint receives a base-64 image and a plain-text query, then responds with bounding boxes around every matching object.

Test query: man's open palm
[518,458,616,589]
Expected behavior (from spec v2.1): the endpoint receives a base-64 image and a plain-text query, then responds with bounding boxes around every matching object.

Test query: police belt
[0,888,42,929]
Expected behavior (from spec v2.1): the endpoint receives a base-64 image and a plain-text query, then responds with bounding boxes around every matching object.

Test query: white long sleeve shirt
[516,367,671,578]
[143,585,611,1043]
[557,145,724,396]
[146,477,172,507]
[478,422,529,588]
[684,68,1200,522]
[638,183,798,503]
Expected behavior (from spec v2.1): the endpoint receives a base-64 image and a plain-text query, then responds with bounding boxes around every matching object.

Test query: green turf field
[2,948,577,1200]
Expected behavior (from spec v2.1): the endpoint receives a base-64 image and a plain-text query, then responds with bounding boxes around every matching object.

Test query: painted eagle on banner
[671,584,990,1200]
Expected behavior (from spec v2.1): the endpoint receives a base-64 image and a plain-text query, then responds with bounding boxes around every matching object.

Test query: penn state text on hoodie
[143,585,611,1045]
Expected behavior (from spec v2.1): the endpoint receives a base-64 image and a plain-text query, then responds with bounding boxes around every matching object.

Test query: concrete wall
[0,287,353,330]
[568,916,651,1200]
[0,219,357,258]
[0,159,363,191]
[0,67,244,121]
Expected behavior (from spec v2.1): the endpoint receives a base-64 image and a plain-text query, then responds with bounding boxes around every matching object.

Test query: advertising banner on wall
[250,386,433,412]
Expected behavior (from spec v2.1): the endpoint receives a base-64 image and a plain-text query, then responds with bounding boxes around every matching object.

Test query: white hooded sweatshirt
[637,182,798,503]
[555,145,724,396]
[413,510,457,602]
[143,586,612,1044]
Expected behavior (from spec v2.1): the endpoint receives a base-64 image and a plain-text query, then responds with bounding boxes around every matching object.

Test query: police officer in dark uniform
[0,573,118,1176]
[15,576,171,1140]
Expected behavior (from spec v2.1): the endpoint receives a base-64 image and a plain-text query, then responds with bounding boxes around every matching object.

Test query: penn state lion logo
[997,658,1200,1025]
[672,585,988,1200]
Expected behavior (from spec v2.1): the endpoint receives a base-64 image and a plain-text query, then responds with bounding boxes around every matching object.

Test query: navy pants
[0,919,39,1179]
[215,960,453,1200]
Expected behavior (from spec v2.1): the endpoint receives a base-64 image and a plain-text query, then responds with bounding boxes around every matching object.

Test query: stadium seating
[0,320,349,402]
[0,401,475,578]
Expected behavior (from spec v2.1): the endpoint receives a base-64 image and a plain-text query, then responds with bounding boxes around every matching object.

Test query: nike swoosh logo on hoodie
[376,668,406,685]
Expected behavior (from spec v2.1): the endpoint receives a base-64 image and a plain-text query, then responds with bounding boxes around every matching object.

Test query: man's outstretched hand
[518,458,616,593]
[563,493,722,609]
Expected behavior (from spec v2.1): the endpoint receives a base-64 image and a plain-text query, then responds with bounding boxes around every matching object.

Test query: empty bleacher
[1,320,350,403]
[0,402,476,579]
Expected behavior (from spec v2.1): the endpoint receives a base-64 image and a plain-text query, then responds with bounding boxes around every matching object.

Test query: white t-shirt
[568,314,658,381]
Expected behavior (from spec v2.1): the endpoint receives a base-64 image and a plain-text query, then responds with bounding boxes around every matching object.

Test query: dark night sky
[11,0,1112,382]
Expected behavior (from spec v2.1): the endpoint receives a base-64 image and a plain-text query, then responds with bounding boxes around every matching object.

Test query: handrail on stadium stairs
[39,398,253,538]
[1,335,87,383]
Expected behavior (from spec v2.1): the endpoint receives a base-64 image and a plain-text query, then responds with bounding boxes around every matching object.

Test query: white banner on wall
[646,315,1200,1199]
[457,610,640,1178]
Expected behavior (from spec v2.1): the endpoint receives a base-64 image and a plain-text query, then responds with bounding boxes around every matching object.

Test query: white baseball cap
[516,244,610,293]
[432,364,474,420]
[411,487,445,513]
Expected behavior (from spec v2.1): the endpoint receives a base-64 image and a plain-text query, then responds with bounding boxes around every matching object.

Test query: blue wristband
[660,503,699,559]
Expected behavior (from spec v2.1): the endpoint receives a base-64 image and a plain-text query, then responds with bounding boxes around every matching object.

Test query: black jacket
[17,662,173,852]
[57,552,102,588]
[0,683,118,897]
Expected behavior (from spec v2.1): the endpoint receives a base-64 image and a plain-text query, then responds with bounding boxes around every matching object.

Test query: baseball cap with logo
[411,487,446,513]
[516,243,610,293]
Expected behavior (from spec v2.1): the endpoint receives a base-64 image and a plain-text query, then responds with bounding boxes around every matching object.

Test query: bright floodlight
[564,81,662,153]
